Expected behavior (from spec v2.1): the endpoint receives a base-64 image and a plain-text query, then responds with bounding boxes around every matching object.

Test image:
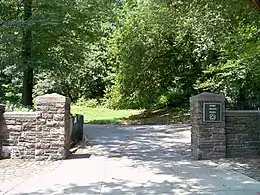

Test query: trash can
[70,114,84,144]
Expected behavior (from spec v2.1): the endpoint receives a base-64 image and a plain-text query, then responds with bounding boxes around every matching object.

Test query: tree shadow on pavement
[14,168,260,195]
[9,124,260,195]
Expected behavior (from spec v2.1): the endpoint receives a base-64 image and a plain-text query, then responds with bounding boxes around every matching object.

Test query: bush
[75,98,100,108]
[155,91,187,108]
[4,101,35,112]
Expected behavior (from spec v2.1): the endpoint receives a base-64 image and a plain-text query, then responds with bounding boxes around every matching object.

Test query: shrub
[4,101,35,112]
[155,91,187,108]
[75,98,100,108]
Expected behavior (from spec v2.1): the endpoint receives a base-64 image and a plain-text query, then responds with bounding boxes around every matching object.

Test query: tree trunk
[22,0,33,106]
[249,0,260,10]
[22,67,33,106]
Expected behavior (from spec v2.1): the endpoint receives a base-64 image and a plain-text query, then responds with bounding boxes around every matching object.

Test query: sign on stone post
[190,92,226,160]
[203,103,221,122]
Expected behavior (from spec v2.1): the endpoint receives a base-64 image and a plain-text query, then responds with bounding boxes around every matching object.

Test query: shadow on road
[7,124,260,195]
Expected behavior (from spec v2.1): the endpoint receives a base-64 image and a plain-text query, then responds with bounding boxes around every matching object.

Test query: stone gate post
[35,93,71,160]
[190,92,226,160]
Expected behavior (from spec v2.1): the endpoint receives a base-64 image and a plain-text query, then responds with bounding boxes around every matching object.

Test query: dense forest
[0,0,259,110]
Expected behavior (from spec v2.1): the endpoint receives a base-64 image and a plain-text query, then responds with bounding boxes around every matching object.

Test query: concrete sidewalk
[2,125,260,195]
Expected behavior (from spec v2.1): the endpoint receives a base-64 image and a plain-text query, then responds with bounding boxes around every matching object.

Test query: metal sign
[203,103,221,122]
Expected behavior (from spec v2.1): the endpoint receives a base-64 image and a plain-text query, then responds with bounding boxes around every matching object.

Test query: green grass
[71,106,143,124]
[71,106,190,125]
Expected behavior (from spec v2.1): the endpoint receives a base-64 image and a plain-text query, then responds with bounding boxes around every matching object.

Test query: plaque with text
[203,103,221,122]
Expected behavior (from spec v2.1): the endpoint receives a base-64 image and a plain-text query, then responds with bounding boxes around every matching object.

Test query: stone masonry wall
[0,93,71,160]
[0,104,5,158]
[1,113,36,159]
[190,92,260,160]
[35,94,71,160]
[190,92,226,160]
[225,111,260,158]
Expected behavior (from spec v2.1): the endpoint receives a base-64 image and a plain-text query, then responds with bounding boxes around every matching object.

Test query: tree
[22,0,33,106]
[0,0,112,105]
[0,1,23,103]
[104,0,260,109]
[105,0,227,108]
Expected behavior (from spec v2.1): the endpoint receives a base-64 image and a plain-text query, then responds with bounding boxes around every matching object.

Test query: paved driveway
[2,125,260,195]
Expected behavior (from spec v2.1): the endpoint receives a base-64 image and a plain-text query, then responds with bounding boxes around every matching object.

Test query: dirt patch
[121,108,190,125]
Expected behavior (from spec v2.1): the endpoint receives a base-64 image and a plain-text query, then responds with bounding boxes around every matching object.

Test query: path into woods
[1,124,260,195]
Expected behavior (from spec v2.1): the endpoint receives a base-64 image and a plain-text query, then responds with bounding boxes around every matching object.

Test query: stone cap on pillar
[190,92,225,102]
[0,104,5,114]
[36,93,71,103]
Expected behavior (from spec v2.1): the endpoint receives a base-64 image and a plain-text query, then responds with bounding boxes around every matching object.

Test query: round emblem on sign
[209,114,216,121]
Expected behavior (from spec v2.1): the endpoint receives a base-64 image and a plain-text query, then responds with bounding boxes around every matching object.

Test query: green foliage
[197,23,260,109]
[0,0,112,104]
[0,66,22,103]
[75,98,100,108]
[4,102,34,112]
[156,90,187,108]
[106,0,219,108]
[1,0,260,112]
[33,42,111,102]
[105,0,260,109]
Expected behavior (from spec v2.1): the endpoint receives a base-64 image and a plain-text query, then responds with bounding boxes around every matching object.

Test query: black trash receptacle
[70,114,84,144]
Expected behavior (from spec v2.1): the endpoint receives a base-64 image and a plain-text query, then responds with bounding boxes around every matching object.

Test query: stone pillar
[35,93,71,160]
[190,92,226,160]
[0,104,5,158]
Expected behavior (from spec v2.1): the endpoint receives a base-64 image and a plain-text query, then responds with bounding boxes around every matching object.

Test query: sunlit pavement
[2,125,260,195]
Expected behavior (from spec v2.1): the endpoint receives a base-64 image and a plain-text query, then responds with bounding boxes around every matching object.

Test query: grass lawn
[71,106,190,125]
[71,106,143,124]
